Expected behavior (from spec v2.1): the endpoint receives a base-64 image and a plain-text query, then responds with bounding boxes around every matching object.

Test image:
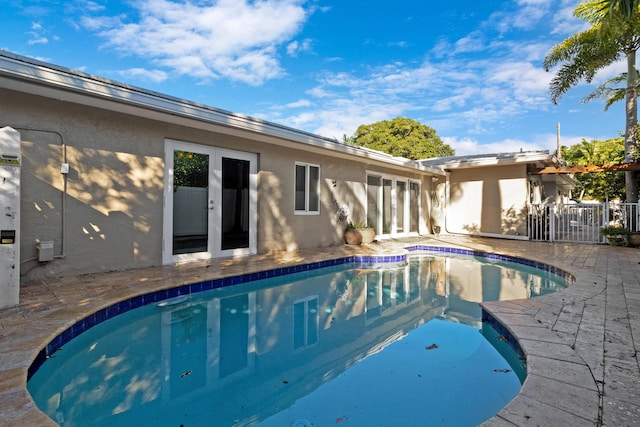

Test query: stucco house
[421,152,573,239]
[0,50,569,309]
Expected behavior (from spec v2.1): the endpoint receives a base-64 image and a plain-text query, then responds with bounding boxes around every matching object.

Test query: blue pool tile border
[481,310,526,362]
[28,247,569,380]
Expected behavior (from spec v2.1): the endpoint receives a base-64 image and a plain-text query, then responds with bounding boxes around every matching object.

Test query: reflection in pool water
[28,253,569,427]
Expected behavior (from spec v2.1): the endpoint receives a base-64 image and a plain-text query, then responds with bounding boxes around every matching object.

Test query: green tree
[174,150,208,187]
[349,117,454,160]
[544,0,640,201]
[562,137,626,201]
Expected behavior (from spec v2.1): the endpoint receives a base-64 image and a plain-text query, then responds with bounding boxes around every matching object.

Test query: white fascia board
[0,51,445,177]
[426,153,553,170]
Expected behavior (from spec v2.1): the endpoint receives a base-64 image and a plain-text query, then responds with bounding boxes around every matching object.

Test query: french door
[163,140,257,264]
[367,174,421,237]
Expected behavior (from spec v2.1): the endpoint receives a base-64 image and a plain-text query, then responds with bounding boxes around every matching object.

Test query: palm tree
[544,0,640,201]
[598,0,640,15]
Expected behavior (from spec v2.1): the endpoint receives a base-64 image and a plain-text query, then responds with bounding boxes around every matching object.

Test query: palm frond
[582,72,637,110]
[545,28,622,103]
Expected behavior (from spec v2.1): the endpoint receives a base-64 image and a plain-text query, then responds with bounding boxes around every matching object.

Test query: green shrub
[601,225,630,236]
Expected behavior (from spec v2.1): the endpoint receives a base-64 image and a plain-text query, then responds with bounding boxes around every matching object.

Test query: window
[295,162,320,214]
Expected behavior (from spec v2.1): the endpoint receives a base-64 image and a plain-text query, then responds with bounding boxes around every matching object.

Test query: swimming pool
[27,249,571,427]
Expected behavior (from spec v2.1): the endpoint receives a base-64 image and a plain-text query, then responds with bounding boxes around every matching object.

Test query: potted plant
[337,206,376,245]
[358,225,376,244]
[350,219,376,244]
[601,225,630,246]
[343,220,363,245]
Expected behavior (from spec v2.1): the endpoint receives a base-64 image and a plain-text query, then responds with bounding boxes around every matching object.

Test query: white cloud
[492,0,551,32]
[387,41,409,48]
[550,4,587,35]
[453,31,486,54]
[285,99,312,108]
[287,38,313,57]
[591,60,627,84]
[115,68,169,83]
[281,96,410,141]
[517,42,553,62]
[82,0,309,85]
[515,0,552,27]
[27,21,49,45]
[27,37,48,45]
[443,134,555,157]
[442,130,608,157]
[431,87,478,112]
[272,51,554,143]
[488,61,552,101]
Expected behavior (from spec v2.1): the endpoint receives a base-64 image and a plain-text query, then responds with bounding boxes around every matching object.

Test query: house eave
[421,151,554,171]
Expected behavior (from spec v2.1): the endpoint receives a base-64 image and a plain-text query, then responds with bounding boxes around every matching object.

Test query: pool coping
[1,236,638,426]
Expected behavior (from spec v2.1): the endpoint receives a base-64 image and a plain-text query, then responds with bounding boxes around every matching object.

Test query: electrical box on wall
[0,127,21,309]
[37,240,54,262]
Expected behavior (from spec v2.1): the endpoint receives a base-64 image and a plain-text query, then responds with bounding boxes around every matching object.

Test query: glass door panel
[383,179,392,234]
[221,157,250,250]
[367,175,381,234]
[410,182,420,233]
[396,181,406,233]
[172,150,210,255]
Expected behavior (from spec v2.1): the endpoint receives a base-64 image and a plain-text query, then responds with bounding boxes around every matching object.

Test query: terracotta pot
[344,229,362,245]
[607,235,628,246]
[358,227,376,244]
[628,232,640,247]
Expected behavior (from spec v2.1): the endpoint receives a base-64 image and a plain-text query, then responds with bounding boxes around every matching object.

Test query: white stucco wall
[446,164,528,237]
[1,87,435,282]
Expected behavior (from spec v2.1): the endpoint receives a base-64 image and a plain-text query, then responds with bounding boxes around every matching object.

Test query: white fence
[528,202,640,243]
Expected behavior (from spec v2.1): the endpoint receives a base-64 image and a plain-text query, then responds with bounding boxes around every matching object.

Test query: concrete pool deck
[0,236,638,426]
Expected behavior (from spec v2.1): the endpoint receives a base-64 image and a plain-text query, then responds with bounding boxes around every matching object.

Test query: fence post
[548,204,555,242]
[602,201,609,243]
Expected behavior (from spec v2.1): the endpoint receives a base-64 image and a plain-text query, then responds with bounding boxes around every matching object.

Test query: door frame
[366,172,421,238]
[163,139,257,264]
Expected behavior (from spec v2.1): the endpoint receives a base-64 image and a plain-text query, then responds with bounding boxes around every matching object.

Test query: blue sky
[2,0,629,156]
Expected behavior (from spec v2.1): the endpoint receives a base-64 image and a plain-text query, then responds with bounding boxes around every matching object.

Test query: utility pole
[557,122,562,161]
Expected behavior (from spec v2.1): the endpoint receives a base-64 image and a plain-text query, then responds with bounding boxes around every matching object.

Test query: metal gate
[528,202,640,243]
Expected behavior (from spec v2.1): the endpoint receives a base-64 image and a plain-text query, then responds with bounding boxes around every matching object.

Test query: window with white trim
[294,162,320,214]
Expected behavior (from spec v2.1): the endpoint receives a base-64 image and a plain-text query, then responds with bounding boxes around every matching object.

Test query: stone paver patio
[1,236,639,426]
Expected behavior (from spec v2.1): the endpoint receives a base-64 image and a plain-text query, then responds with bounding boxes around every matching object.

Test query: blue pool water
[28,252,570,427]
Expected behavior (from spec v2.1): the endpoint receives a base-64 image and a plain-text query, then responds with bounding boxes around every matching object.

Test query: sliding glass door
[367,173,421,237]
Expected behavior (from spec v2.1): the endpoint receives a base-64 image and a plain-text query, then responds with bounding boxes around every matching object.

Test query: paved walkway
[0,236,639,426]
